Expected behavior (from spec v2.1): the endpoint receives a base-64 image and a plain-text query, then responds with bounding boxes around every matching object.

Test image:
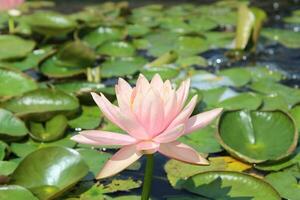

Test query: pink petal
[150,74,164,90]
[176,79,190,112]
[0,0,23,11]
[71,134,104,146]
[96,145,142,179]
[159,141,209,165]
[91,92,149,140]
[115,78,133,109]
[185,108,223,135]
[153,124,185,143]
[79,130,137,145]
[167,95,198,130]
[135,74,150,96]
[163,90,178,127]
[136,141,160,154]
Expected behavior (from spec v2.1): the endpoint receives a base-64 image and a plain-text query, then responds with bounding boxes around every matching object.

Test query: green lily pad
[165,157,251,188]
[188,17,218,32]
[262,28,300,48]
[127,24,150,37]
[0,141,8,161]
[290,105,300,132]
[54,81,115,96]
[183,171,280,200]
[97,41,136,57]
[11,146,89,200]
[56,41,97,68]
[77,148,111,177]
[1,88,79,120]
[265,171,300,200]
[218,68,251,87]
[250,80,300,108]
[201,87,238,107]
[40,56,86,78]
[101,57,147,78]
[176,36,209,56]
[176,56,208,68]
[0,35,35,61]
[0,109,28,140]
[0,161,19,176]
[10,136,76,158]
[203,31,234,49]
[0,185,39,200]
[217,110,298,163]
[0,68,38,98]
[29,115,68,142]
[102,178,142,193]
[141,66,180,80]
[247,66,283,82]
[0,46,55,71]
[178,124,222,154]
[24,11,77,36]
[69,106,102,129]
[260,94,289,111]
[83,27,124,48]
[218,92,262,110]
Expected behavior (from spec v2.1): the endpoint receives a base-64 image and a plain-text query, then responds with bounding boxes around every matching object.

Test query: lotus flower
[0,0,24,11]
[72,74,222,179]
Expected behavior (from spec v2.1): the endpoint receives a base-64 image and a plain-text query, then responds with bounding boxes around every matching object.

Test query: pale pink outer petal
[153,124,185,143]
[71,134,105,146]
[115,78,133,109]
[159,141,209,165]
[96,145,142,179]
[163,90,178,128]
[185,108,223,135]
[175,79,190,111]
[79,130,137,145]
[91,92,149,140]
[167,95,198,130]
[0,0,23,11]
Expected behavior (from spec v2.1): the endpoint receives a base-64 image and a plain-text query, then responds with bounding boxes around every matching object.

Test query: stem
[8,17,15,34]
[141,154,154,200]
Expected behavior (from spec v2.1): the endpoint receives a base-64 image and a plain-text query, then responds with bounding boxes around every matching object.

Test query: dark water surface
[50,0,300,199]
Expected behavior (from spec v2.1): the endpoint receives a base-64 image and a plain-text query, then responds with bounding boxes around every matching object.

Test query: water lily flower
[0,0,24,11]
[72,74,222,179]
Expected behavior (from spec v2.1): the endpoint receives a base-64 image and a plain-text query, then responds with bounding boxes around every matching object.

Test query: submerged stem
[141,154,154,200]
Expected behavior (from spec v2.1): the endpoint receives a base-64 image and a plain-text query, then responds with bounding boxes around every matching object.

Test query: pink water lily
[0,0,24,11]
[72,74,222,179]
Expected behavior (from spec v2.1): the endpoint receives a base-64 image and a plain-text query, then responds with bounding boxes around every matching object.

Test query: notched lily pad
[97,41,136,57]
[0,185,39,200]
[217,110,298,163]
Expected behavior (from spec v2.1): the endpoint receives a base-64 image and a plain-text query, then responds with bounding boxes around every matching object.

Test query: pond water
[0,0,300,200]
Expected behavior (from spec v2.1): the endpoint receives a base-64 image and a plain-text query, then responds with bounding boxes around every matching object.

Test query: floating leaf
[0,35,35,61]
[29,115,68,142]
[97,41,136,57]
[0,109,28,140]
[0,185,39,200]
[1,88,79,120]
[69,106,102,130]
[217,110,298,163]
[265,171,300,200]
[0,68,38,98]
[0,141,8,160]
[218,68,251,87]
[24,11,77,36]
[0,161,19,176]
[218,93,262,110]
[262,28,300,48]
[56,41,97,68]
[183,171,281,200]
[11,146,89,200]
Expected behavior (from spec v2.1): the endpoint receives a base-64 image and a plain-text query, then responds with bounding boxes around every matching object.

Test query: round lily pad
[182,171,280,200]
[218,68,251,87]
[68,106,102,130]
[218,93,262,110]
[1,88,80,120]
[24,11,77,36]
[0,185,39,200]
[0,68,38,98]
[11,146,89,200]
[101,57,146,78]
[97,41,136,57]
[83,26,124,48]
[262,28,300,48]
[141,66,179,80]
[217,110,298,163]
[0,35,35,61]
[0,109,28,140]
